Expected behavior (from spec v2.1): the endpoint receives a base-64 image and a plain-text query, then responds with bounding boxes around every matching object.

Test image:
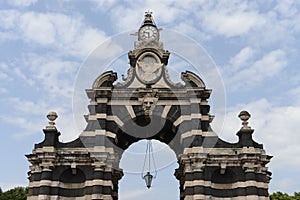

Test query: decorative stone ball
[238,110,251,122]
[47,111,58,122]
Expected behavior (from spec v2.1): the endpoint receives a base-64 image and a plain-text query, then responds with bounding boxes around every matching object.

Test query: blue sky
[0,0,300,199]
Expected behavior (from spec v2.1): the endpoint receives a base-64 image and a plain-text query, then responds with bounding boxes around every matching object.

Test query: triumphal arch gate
[26,13,272,200]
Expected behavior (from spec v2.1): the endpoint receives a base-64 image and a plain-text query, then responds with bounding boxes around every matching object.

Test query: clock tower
[26,13,272,200]
[135,11,162,49]
[138,12,159,40]
[127,12,168,86]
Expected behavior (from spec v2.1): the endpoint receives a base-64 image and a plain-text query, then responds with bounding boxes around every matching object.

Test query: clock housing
[139,25,159,41]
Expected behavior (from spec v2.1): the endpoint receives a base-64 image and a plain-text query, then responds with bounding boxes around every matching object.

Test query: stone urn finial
[46,111,58,128]
[238,110,251,129]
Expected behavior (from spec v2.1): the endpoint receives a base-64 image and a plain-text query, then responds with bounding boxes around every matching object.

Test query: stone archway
[79,64,215,198]
[118,139,179,199]
[26,13,272,200]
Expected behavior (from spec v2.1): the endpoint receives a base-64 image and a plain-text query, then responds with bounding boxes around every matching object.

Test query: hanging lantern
[143,172,153,189]
[141,140,157,189]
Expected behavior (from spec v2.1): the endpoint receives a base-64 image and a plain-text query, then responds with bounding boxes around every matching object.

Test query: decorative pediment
[181,71,206,88]
[93,69,207,90]
[92,71,117,89]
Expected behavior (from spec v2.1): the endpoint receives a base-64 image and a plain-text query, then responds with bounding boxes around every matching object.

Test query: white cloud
[173,20,211,42]
[229,47,255,72]
[202,11,266,37]
[252,50,287,76]
[244,2,300,47]
[274,0,300,19]
[251,13,295,46]
[0,31,18,42]
[224,49,287,91]
[0,61,34,85]
[4,97,49,116]
[20,12,56,45]
[23,54,79,98]
[0,98,53,136]
[7,0,38,7]
[0,10,107,57]
[88,0,117,11]
[110,7,142,31]
[0,10,20,29]
[1,115,44,139]
[109,1,190,31]
[0,55,83,142]
[0,10,20,42]
[0,8,108,141]
[103,0,300,52]
[67,28,107,57]
[12,67,35,86]
[0,97,79,141]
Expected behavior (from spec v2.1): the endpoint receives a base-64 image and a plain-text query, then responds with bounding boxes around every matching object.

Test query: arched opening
[119,139,179,200]
[211,168,237,197]
[58,168,86,199]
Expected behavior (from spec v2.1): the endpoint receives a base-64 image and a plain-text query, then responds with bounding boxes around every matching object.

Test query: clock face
[139,26,159,40]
